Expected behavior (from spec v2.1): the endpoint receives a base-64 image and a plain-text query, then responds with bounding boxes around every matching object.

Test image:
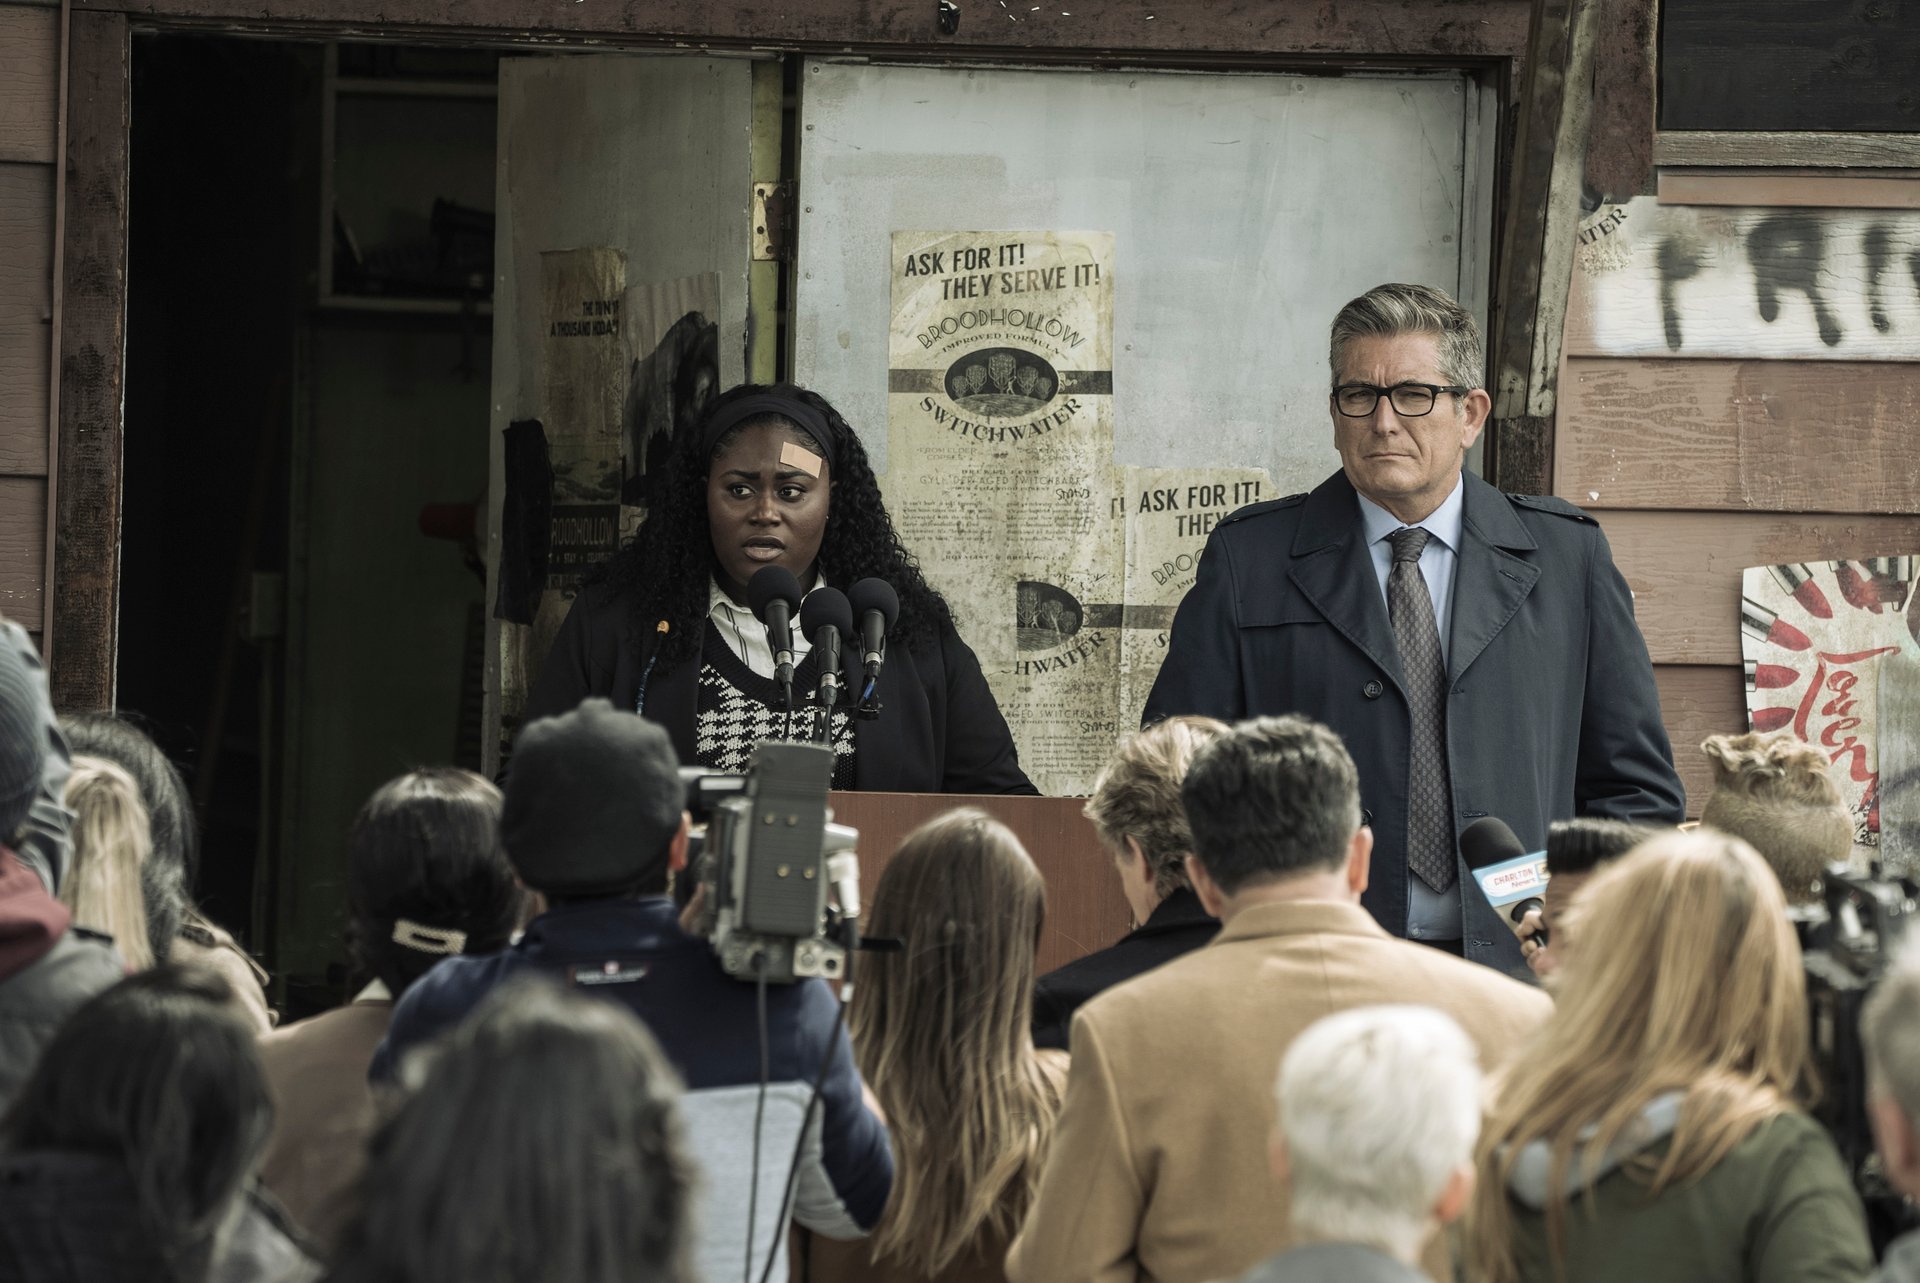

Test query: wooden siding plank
[1657,172,1920,211]
[0,476,47,624]
[1603,510,1920,667]
[1660,3,1920,135]
[49,11,128,711]
[1556,358,1920,514]
[0,162,53,475]
[1654,132,1920,169]
[1565,196,1920,361]
[0,6,59,164]
[1655,662,1746,817]
[65,0,1532,61]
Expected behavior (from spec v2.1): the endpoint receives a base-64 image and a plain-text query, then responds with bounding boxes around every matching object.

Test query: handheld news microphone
[747,566,805,707]
[1460,816,1547,930]
[846,579,899,717]
[798,588,855,745]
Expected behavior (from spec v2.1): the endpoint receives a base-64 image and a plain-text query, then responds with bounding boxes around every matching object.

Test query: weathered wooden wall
[0,1,58,649]
[1558,191,1920,811]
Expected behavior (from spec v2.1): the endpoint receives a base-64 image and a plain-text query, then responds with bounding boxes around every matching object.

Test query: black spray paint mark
[1747,214,1843,347]
[1656,235,1705,351]
[1864,223,1894,333]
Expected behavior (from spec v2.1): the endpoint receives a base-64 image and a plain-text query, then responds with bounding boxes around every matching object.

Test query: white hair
[1863,946,1920,1122]
[1277,1005,1482,1261]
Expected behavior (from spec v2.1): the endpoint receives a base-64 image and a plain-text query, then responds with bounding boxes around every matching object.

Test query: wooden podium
[828,792,1132,975]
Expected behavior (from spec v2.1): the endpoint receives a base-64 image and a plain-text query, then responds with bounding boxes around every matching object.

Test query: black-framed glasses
[1331,382,1470,418]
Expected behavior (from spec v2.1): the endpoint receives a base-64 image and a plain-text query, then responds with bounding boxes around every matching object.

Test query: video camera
[680,741,862,984]
[1798,860,1920,1248]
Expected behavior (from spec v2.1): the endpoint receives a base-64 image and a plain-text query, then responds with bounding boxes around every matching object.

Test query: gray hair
[1863,947,1920,1123]
[1328,283,1484,391]
[1278,1005,1482,1261]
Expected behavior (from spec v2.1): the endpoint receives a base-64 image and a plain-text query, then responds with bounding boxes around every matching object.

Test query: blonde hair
[61,755,155,969]
[1700,731,1852,903]
[1468,830,1807,1283]
[1083,716,1228,898]
[848,809,1061,1276]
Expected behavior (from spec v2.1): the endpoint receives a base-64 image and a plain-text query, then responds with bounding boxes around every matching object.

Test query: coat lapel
[1287,473,1407,693]
[1448,472,1540,682]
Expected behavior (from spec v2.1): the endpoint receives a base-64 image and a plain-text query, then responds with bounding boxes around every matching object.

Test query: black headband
[699,393,841,474]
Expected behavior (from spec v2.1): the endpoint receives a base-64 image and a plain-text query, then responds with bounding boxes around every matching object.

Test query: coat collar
[1132,886,1217,938]
[1287,470,1540,686]
[1210,898,1390,948]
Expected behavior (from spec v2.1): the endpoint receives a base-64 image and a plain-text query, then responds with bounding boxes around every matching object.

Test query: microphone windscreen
[746,566,804,623]
[847,578,901,629]
[1459,816,1527,871]
[799,587,855,643]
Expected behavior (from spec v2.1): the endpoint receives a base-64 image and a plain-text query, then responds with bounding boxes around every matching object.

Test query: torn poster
[886,230,1269,793]
[1739,556,1920,856]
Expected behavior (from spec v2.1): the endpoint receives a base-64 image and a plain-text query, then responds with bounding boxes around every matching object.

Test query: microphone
[846,578,899,716]
[747,566,804,708]
[798,588,855,744]
[1461,816,1549,936]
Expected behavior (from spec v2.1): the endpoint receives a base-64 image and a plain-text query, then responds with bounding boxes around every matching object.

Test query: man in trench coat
[1142,283,1685,973]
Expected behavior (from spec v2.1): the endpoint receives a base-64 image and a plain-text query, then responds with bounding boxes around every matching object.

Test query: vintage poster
[1739,556,1920,856]
[621,271,722,515]
[1117,466,1271,731]
[513,248,629,719]
[886,230,1119,793]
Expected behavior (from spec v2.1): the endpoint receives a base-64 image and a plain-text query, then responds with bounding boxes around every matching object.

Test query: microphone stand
[811,629,843,746]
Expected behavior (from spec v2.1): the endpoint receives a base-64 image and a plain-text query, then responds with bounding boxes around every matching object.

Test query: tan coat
[256,993,393,1251]
[1005,899,1552,1283]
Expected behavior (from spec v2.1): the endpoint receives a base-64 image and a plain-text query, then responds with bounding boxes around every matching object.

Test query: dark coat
[526,582,1036,795]
[1142,470,1684,973]
[1030,887,1218,1052]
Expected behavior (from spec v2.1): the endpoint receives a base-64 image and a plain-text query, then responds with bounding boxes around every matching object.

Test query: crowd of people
[0,278,1912,1283]
[0,605,1910,1283]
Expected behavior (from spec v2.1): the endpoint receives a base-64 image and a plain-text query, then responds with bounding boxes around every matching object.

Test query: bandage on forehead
[699,392,841,474]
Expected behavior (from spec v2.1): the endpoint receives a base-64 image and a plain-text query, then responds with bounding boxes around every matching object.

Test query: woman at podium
[525,383,1035,795]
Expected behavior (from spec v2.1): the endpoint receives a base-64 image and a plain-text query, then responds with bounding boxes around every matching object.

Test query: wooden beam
[72,0,1530,63]
[1484,0,1600,494]
[1584,0,1656,200]
[49,7,127,711]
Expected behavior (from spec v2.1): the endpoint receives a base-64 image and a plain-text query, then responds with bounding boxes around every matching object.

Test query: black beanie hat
[501,699,684,896]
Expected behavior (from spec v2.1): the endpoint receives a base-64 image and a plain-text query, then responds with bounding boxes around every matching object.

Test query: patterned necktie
[1387,527,1457,892]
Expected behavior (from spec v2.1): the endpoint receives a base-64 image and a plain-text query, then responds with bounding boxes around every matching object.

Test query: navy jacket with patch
[372,897,893,1283]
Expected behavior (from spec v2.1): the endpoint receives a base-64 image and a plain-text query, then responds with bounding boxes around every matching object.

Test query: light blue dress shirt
[1356,480,1464,940]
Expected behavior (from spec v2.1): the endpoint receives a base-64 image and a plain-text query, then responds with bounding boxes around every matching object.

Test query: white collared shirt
[1356,476,1464,667]
[707,574,823,679]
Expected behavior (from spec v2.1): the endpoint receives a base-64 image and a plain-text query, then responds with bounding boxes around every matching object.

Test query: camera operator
[371,698,893,1283]
[1863,950,1920,1281]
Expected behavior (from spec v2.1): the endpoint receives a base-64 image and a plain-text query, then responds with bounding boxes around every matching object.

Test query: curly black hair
[590,382,951,667]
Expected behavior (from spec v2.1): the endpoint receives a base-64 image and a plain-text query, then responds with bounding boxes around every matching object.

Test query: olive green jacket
[1505,1108,1872,1283]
